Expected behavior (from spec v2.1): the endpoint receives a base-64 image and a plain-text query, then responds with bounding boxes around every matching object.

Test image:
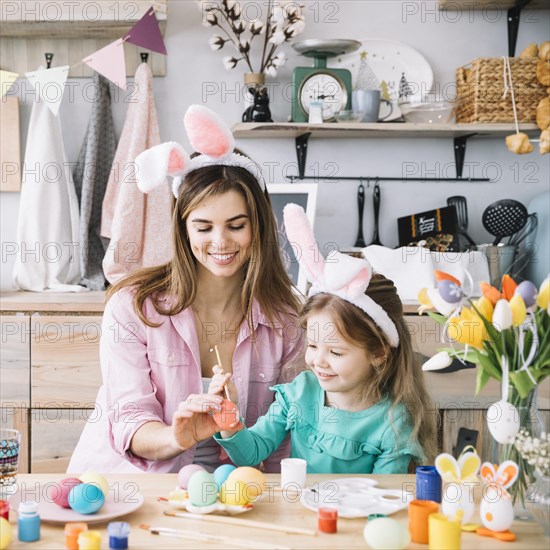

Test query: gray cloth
[73,73,117,290]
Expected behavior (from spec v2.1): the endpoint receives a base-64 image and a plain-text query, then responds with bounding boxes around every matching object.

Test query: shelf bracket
[453,134,477,179]
[507,0,534,57]
[295,133,311,180]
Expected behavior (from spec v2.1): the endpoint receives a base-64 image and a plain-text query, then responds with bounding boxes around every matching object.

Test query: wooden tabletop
[4,474,548,549]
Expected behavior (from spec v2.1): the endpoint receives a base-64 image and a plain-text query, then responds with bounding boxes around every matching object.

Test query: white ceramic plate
[300,477,414,519]
[329,39,434,121]
[9,484,144,525]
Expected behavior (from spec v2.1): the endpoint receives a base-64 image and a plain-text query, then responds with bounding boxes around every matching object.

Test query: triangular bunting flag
[25,66,69,116]
[1,70,19,98]
[83,38,127,90]
[124,7,167,55]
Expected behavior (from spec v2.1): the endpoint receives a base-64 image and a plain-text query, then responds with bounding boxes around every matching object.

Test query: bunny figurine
[435,450,481,526]
[477,460,519,540]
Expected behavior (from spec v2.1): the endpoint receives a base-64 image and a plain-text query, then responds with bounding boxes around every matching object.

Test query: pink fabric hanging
[101,63,172,283]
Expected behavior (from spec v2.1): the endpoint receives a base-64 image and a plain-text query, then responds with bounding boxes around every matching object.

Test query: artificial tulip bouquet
[419,272,550,503]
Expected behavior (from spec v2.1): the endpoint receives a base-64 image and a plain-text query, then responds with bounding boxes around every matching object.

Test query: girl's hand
[170,394,222,451]
[209,365,239,404]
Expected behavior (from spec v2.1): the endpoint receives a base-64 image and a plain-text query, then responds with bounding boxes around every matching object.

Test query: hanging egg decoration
[487,400,520,444]
[515,281,538,308]
[437,279,462,304]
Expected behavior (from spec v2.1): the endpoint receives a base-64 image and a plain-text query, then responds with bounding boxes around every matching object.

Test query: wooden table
[4,474,548,549]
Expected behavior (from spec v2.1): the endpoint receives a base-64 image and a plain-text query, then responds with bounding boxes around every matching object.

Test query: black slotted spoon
[482,199,528,246]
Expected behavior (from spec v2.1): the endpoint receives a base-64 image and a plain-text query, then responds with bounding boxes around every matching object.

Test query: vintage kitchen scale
[291,39,361,122]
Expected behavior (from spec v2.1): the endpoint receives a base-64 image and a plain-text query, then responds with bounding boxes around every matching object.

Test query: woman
[68,106,303,473]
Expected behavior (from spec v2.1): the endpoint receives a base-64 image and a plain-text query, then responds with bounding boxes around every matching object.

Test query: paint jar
[78,530,102,550]
[416,465,442,502]
[318,507,338,534]
[17,501,40,542]
[429,512,461,550]
[108,521,130,549]
[64,522,88,550]
[409,499,439,544]
[0,501,9,521]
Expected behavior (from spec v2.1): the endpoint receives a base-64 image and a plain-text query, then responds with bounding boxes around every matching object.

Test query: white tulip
[493,299,513,332]
[422,351,453,371]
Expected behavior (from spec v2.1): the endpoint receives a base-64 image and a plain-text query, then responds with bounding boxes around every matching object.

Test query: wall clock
[291,39,361,122]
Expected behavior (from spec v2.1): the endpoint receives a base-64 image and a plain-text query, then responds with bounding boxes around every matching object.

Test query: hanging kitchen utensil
[508,212,537,247]
[354,180,367,247]
[447,196,476,251]
[481,199,528,246]
[369,179,383,246]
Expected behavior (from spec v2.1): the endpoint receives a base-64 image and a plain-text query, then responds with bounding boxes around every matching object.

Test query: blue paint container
[416,465,442,502]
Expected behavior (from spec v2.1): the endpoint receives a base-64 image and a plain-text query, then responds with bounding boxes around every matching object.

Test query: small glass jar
[18,501,40,542]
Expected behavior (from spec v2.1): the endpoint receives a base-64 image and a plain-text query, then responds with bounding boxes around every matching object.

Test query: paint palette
[300,478,413,519]
[167,488,253,516]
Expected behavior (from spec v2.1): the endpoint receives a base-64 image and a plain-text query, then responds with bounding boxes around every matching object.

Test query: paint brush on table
[163,510,317,536]
[139,523,291,549]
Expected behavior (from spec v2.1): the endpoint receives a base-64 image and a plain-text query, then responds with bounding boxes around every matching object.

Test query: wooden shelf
[232,122,539,139]
[0,1,166,38]
[439,0,548,9]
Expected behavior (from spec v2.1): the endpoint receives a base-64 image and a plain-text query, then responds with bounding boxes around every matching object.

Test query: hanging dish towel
[101,63,172,283]
[73,73,117,290]
[13,93,85,292]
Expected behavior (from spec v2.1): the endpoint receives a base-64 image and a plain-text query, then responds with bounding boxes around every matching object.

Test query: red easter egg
[48,477,83,508]
[213,399,239,430]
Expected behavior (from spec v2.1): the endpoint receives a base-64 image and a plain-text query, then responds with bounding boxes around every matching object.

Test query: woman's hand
[170,394,222,451]
[209,365,239,404]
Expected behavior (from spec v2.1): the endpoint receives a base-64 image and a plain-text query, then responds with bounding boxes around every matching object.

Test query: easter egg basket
[167,487,254,515]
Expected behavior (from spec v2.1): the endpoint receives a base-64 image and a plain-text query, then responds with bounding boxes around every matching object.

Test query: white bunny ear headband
[135,104,266,197]
[283,204,399,347]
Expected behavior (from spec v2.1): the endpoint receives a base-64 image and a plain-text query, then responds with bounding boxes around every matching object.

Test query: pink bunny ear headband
[283,204,399,347]
[134,104,266,197]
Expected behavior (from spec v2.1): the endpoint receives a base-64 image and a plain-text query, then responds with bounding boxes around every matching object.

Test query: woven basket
[456,58,546,123]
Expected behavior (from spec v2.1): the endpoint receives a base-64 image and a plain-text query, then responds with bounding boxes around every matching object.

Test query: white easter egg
[487,400,520,444]
[363,517,410,550]
[480,487,514,532]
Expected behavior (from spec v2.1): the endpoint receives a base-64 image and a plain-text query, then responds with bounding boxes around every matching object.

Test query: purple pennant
[124,7,167,55]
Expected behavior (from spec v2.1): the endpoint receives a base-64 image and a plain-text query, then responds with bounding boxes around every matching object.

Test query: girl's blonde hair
[107,158,301,333]
[300,273,438,465]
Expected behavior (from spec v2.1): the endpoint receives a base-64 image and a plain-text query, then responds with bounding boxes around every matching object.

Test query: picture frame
[266,183,318,294]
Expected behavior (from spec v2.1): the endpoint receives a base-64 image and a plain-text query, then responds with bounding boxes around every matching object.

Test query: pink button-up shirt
[68,289,303,474]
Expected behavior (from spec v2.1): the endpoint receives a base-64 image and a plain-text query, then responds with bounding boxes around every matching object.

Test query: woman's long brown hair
[107,159,301,332]
[300,274,439,465]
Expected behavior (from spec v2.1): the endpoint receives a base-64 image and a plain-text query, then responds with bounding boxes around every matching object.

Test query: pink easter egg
[48,477,83,508]
[213,399,239,430]
[178,464,206,489]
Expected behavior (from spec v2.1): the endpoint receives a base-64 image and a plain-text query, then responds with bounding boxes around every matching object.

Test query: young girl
[210,204,438,474]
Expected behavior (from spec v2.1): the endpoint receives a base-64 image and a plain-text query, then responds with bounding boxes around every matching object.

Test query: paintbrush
[163,510,317,536]
[211,344,232,401]
[139,523,291,549]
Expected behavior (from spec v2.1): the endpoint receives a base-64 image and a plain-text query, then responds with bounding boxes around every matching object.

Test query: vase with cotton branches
[199,0,306,120]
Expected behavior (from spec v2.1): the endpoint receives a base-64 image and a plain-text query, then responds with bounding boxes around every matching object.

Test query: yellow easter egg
[78,472,109,498]
[220,480,250,506]
[226,467,266,499]
[0,517,13,550]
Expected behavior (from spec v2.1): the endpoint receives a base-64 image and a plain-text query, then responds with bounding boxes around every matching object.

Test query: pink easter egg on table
[178,464,206,489]
[48,477,83,508]
[213,399,239,430]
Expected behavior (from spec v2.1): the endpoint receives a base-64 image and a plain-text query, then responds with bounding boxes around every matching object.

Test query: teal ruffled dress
[215,371,418,474]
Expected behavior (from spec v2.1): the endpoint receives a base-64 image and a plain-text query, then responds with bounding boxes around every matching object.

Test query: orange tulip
[480,282,501,306]
[501,274,518,301]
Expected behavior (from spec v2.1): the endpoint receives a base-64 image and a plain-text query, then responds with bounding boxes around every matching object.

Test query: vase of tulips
[420,273,550,513]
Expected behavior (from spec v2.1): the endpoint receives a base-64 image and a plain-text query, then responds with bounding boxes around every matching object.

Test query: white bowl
[400,100,455,124]
[334,110,366,123]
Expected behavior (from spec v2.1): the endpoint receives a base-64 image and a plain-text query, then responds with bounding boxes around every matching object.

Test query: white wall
[2,0,549,290]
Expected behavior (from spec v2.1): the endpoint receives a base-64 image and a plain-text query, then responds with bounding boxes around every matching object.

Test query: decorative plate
[300,477,414,519]
[167,488,253,516]
[9,484,144,525]
[329,39,434,121]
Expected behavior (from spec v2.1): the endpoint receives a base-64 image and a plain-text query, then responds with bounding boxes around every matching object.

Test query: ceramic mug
[352,90,393,122]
